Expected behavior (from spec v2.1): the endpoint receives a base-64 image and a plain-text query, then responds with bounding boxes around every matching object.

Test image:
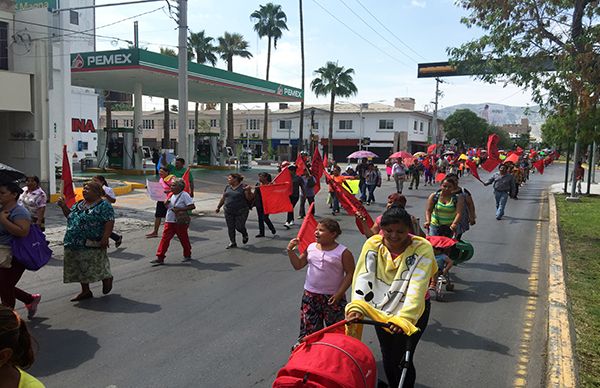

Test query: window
[0,22,8,70]
[70,10,79,25]
[170,119,177,130]
[279,120,292,130]
[188,120,195,130]
[312,122,319,130]
[339,120,353,130]
[110,119,118,128]
[419,122,424,132]
[77,141,88,151]
[413,121,418,132]
[247,119,260,131]
[378,119,394,130]
[210,119,219,127]
[142,119,155,129]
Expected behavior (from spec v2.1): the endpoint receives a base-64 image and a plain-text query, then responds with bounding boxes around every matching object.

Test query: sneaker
[242,235,249,244]
[115,235,123,248]
[181,257,192,262]
[283,223,291,230]
[255,234,265,238]
[297,216,304,219]
[150,258,164,265]
[271,231,277,238]
[25,294,41,319]
[226,243,237,249]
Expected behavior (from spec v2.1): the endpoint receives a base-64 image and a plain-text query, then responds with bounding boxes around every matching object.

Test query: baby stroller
[273,319,415,388]
[426,236,474,301]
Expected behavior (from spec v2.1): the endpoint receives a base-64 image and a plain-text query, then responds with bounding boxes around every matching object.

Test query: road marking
[513,196,544,388]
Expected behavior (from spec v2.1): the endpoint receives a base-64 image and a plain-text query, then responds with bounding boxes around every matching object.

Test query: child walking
[286,219,355,338]
[0,306,45,387]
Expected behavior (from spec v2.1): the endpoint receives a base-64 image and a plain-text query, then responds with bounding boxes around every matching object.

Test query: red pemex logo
[72,54,84,69]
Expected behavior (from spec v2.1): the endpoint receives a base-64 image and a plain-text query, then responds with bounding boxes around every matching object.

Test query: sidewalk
[549,181,600,195]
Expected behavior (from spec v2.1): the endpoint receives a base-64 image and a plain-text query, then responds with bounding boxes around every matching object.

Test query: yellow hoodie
[345,234,437,339]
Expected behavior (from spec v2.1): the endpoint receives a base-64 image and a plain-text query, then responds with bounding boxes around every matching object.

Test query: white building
[0,0,97,195]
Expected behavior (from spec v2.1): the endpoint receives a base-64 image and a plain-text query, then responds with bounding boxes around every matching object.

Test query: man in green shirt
[167,157,194,197]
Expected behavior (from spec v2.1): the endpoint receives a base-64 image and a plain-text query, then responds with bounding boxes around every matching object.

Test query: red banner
[62,145,76,208]
[466,159,481,181]
[273,167,293,196]
[325,171,374,235]
[297,203,318,254]
[311,147,324,195]
[487,134,500,160]
[533,159,545,174]
[182,167,192,194]
[295,154,306,176]
[481,157,500,172]
[427,144,437,155]
[261,183,294,215]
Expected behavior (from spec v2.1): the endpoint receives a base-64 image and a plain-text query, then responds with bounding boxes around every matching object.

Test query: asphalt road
[19,164,562,388]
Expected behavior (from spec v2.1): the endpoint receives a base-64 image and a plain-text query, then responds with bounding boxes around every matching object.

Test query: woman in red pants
[151,179,195,265]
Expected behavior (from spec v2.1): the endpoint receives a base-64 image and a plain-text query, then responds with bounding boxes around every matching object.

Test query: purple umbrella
[347,150,378,159]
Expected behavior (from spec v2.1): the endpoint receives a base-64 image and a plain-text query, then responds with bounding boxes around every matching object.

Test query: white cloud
[411,0,427,8]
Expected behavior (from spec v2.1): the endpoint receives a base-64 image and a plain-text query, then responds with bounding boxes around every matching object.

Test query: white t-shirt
[103,185,116,200]
[165,191,194,223]
[392,163,405,176]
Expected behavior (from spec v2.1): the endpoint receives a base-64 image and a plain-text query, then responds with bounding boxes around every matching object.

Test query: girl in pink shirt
[287,219,355,338]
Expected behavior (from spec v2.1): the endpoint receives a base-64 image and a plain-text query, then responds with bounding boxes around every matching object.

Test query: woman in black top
[254,172,277,238]
[216,173,254,249]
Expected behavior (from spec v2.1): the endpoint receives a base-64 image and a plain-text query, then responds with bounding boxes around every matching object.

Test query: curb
[546,194,578,387]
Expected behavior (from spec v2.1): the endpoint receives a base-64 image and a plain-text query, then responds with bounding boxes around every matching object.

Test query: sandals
[70,291,93,302]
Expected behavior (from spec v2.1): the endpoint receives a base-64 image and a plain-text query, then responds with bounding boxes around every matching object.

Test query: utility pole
[298,0,305,156]
[431,78,444,145]
[176,0,189,162]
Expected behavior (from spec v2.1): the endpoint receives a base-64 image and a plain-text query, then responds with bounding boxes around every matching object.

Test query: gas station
[70,48,303,170]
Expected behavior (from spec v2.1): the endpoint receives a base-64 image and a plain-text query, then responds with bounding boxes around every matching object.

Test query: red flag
[62,145,76,208]
[273,167,293,196]
[325,171,374,235]
[435,172,446,183]
[323,154,328,169]
[466,159,481,181]
[516,146,524,156]
[311,147,324,195]
[481,157,501,172]
[295,154,306,176]
[427,144,437,155]
[181,167,192,194]
[487,134,500,160]
[422,157,431,169]
[504,153,519,164]
[533,159,545,174]
[261,183,294,214]
[296,203,318,254]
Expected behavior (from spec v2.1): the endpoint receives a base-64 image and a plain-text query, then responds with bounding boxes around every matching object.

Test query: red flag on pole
[261,183,294,214]
[481,157,501,172]
[466,159,481,182]
[533,159,545,174]
[182,167,192,194]
[311,147,324,195]
[435,172,446,183]
[487,134,500,160]
[325,171,374,235]
[295,154,306,176]
[273,167,293,196]
[322,154,328,169]
[427,144,437,155]
[62,145,76,208]
[296,203,318,254]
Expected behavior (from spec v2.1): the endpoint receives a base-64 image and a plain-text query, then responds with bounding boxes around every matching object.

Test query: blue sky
[95,0,535,110]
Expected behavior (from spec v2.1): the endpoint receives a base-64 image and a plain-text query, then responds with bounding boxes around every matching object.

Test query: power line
[337,0,419,64]
[310,0,412,69]
[353,0,427,61]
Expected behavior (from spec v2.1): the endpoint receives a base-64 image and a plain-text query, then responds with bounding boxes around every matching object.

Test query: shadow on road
[503,215,547,223]
[167,260,241,272]
[423,319,511,355]
[446,274,530,303]
[74,293,161,314]
[243,245,286,255]
[28,318,100,377]
[460,262,529,274]
[109,250,145,261]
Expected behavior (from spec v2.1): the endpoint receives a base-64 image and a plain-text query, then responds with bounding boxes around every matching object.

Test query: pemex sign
[71,50,138,70]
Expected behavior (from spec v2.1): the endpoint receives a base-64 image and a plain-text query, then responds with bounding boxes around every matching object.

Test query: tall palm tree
[187,31,217,140]
[310,62,358,158]
[298,0,305,156]
[160,47,177,149]
[251,3,288,157]
[217,32,253,148]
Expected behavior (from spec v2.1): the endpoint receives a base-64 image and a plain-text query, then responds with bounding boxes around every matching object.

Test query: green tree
[443,109,488,147]
[310,62,358,158]
[514,132,531,149]
[251,3,288,157]
[160,47,177,148]
[448,1,599,136]
[187,30,218,142]
[217,32,253,148]
[484,126,512,150]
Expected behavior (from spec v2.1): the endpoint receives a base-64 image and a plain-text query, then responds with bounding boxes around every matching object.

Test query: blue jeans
[429,224,453,238]
[494,190,509,219]
[332,193,340,212]
[359,180,367,202]
[366,184,377,203]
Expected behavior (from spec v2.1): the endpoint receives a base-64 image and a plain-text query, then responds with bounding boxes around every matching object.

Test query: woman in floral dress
[57,181,115,302]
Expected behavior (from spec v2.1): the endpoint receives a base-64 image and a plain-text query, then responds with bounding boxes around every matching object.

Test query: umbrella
[390,151,413,159]
[458,153,468,160]
[347,150,378,159]
[413,151,427,158]
[0,163,26,184]
[442,151,455,156]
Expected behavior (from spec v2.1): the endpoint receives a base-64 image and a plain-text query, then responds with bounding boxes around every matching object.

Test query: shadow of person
[167,260,241,272]
[243,245,287,255]
[460,262,530,274]
[73,294,161,314]
[108,250,145,261]
[28,318,100,377]
[445,274,531,304]
[422,319,511,355]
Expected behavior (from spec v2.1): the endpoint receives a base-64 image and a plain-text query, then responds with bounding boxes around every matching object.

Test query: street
[19,165,561,388]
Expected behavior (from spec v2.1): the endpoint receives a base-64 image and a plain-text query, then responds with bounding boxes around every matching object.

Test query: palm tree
[217,32,253,148]
[187,31,217,140]
[160,47,177,148]
[251,3,288,157]
[310,62,358,158]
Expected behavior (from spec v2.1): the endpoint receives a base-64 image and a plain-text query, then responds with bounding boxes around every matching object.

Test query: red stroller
[273,319,415,388]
